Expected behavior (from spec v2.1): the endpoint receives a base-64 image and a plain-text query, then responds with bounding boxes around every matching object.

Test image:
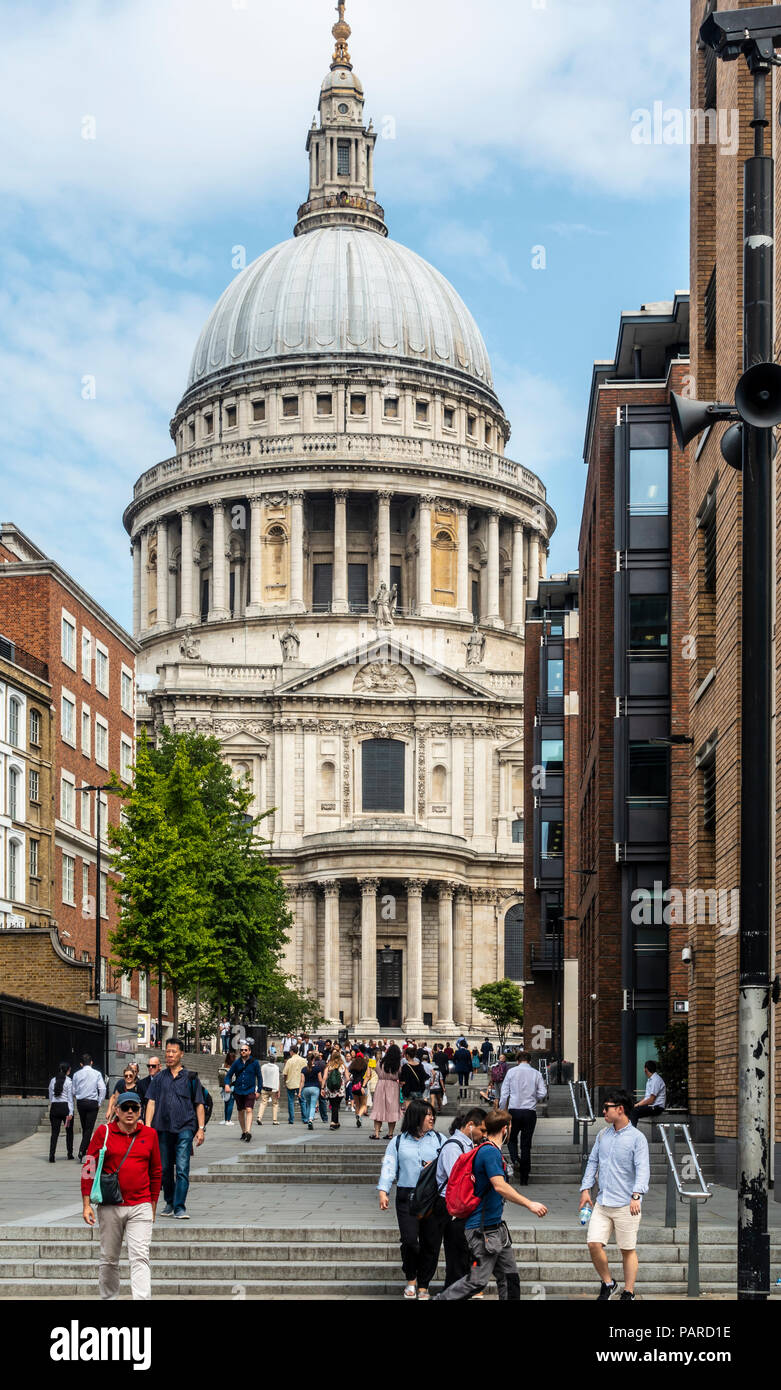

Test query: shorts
[234,1092,256,1111]
[587,1202,641,1251]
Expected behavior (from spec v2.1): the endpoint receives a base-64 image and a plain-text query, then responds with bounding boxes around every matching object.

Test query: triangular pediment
[218,729,271,750]
[498,737,524,755]
[274,637,499,700]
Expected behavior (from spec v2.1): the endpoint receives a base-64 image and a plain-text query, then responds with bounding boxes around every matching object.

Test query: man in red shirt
[81,1092,162,1300]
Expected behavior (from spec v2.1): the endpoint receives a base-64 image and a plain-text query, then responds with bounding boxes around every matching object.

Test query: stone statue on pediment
[279,622,300,662]
[178,626,200,661]
[371,581,394,628]
[463,626,486,667]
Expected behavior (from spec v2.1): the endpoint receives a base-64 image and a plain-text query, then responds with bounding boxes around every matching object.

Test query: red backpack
[445,1141,492,1219]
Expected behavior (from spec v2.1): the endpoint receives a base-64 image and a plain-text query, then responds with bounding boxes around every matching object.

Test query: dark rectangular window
[362,738,405,812]
[229,571,236,615]
[503,904,524,980]
[547,659,564,696]
[282,395,299,417]
[541,738,564,773]
[703,507,716,594]
[348,563,369,611]
[702,758,716,834]
[511,818,524,844]
[200,578,209,622]
[337,141,350,175]
[252,399,265,422]
[541,820,563,859]
[384,397,399,418]
[444,406,455,429]
[350,394,366,416]
[704,265,717,350]
[629,448,668,515]
[317,393,333,416]
[390,564,402,611]
[704,42,717,112]
[471,579,480,623]
[628,743,668,799]
[629,594,669,652]
[313,563,333,611]
[225,405,237,428]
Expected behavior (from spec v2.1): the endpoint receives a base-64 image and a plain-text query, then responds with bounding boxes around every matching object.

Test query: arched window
[362,739,405,813]
[432,764,447,802]
[8,698,21,748]
[504,903,524,981]
[8,840,19,900]
[8,766,20,820]
[319,761,336,801]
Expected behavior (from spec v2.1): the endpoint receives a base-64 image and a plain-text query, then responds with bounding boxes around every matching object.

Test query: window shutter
[362,739,405,812]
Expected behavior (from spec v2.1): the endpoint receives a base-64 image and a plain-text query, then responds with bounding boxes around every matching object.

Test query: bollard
[665,1128,677,1229]
[687,1197,700,1298]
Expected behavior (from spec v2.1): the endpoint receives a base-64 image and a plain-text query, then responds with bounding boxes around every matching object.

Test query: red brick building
[577,297,691,1104]
[0,524,164,1039]
[522,573,579,1073]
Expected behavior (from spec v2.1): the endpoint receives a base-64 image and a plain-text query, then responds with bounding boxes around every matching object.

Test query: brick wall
[0,928,92,1013]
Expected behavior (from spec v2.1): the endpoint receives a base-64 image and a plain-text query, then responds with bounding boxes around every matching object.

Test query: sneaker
[307,1121,314,1130]
[218,1120,227,1125]
[620,1291,636,1302]
[597,1280,618,1301]
[273,1121,280,1125]
[225,1121,235,1126]
[161,1205,175,1216]
[174,1210,190,1219]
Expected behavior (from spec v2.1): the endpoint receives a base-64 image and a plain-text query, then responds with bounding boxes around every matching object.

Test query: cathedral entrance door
[376,948,402,1029]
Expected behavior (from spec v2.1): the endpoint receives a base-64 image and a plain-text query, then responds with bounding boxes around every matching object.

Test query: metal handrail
[569,1079,596,1161]
[658,1122,712,1298]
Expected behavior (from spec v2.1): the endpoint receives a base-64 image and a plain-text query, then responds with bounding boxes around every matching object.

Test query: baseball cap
[117,1092,141,1108]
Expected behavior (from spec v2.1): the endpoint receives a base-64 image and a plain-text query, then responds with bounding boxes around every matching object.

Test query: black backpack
[405,1133,445,1220]
[189,1071,213,1127]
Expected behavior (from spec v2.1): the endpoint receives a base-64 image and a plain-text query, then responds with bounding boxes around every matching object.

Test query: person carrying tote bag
[81,1093,162,1300]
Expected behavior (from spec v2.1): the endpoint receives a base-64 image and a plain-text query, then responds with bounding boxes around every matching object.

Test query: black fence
[0,995,108,1096]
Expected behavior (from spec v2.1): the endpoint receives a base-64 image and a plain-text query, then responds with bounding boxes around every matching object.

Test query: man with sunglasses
[579,1089,650,1301]
[136,1057,160,1122]
[81,1092,162,1300]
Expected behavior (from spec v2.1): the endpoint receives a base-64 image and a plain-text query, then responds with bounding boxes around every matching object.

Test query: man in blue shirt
[433,1108,547,1300]
[579,1088,651,1301]
[223,1040,263,1142]
[145,1037,205,1219]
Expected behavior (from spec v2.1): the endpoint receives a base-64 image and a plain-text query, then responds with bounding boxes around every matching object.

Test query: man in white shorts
[578,1088,650,1301]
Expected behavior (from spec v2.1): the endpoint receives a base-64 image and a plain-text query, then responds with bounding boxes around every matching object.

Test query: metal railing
[569,1079,596,1161]
[658,1123,712,1298]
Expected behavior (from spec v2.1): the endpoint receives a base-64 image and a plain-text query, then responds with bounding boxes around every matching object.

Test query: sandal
[417,1289,430,1301]
[403,1283,417,1299]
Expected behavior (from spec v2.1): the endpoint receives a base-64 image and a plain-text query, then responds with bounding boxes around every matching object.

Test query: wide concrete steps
[0,1225,768,1299]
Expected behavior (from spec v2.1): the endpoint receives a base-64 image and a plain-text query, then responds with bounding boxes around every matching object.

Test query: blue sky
[0,0,690,631]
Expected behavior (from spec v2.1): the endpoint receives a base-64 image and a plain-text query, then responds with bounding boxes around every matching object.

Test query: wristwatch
[631,1193,641,1201]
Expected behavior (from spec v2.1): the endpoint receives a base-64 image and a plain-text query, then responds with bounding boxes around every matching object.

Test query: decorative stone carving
[178,626,201,660]
[279,622,300,661]
[342,726,351,815]
[354,720,414,736]
[463,626,486,667]
[360,878,380,894]
[353,661,415,695]
[406,879,426,896]
[370,581,396,628]
[417,735,426,819]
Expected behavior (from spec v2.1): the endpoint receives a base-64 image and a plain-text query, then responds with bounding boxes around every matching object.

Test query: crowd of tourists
[48,1037,659,1302]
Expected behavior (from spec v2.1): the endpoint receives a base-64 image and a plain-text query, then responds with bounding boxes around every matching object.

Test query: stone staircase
[0,1222,770,1298]
[192,1139,717,1187]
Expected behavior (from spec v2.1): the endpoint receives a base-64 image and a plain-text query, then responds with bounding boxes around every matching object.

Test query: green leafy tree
[471,978,525,1052]
[247,974,326,1035]
[108,736,218,1003]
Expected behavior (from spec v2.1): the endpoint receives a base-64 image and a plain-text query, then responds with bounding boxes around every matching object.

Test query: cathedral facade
[124,6,556,1033]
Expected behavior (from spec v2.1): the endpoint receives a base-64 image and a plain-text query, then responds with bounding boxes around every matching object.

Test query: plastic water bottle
[579,1203,592,1227]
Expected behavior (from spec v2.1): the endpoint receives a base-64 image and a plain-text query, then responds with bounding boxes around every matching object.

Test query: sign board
[116,1037,135,1053]
[673,1000,689,1014]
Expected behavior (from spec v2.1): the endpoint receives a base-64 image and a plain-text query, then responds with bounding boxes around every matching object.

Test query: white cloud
[0,0,689,219]
[424,221,523,288]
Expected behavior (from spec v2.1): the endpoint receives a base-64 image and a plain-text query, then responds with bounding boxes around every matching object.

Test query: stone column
[454,889,471,1027]
[511,522,525,631]
[332,489,348,613]
[302,885,317,994]
[456,505,470,620]
[528,528,540,603]
[404,880,425,1033]
[132,537,141,637]
[376,490,391,593]
[209,502,229,620]
[418,494,433,615]
[322,880,341,1025]
[358,878,380,1031]
[486,510,502,625]
[451,726,465,839]
[139,527,150,634]
[289,491,305,612]
[281,722,296,840]
[435,882,456,1032]
[281,889,298,978]
[156,518,169,629]
[177,508,195,625]
[247,496,263,615]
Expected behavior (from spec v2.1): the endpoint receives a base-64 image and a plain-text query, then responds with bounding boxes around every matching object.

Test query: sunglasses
[118,1104,140,1113]
[147,1063,159,1069]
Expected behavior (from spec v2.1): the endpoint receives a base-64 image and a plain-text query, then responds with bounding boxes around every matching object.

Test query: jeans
[301,1085,319,1124]
[221,1035,230,1054]
[98,1202,154,1300]
[77,1099,100,1158]
[631,1104,665,1128]
[395,1188,446,1288]
[286,1087,299,1124]
[318,1092,328,1123]
[157,1128,195,1213]
[508,1108,537,1182]
[49,1103,73,1160]
[223,1094,235,1122]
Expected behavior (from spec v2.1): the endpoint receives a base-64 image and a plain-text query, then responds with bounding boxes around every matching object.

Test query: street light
[694,5,781,1302]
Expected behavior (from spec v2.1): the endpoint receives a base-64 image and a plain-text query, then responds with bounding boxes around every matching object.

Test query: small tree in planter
[471,979,524,1053]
